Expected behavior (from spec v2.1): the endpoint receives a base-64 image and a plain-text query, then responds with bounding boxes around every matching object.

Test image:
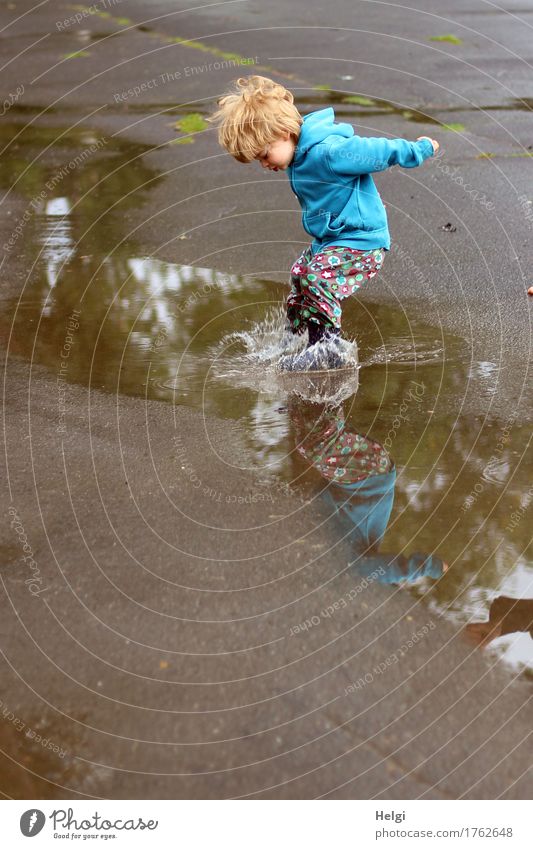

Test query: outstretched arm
[327,134,439,176]
[352,551,447,584]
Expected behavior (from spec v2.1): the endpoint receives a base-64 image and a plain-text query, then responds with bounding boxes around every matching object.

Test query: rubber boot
[280,323,345,372]
[307,322,340,347]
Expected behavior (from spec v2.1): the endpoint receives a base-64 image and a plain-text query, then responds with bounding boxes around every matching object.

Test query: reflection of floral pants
[287,244,385,331]
[294,405,392,484]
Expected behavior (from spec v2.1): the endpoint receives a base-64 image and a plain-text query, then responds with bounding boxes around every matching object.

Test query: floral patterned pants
[292,402,393,484]
[287,244,385,332]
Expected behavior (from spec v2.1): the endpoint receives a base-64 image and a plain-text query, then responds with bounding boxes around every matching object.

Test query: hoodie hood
[293,107,354,160]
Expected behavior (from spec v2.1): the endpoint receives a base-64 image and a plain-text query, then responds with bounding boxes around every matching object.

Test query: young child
[209,75,439,370]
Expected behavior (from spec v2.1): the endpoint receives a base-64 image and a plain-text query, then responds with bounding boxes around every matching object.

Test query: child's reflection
[290,398,448,584]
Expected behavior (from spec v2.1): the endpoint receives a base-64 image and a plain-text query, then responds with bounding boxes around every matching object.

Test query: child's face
[256,132,296,171]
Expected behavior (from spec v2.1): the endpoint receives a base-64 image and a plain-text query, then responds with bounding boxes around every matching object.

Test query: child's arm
[326,133,438,177]
[352,551,447,584]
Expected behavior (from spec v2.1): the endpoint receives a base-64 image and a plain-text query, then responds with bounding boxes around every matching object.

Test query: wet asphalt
[0,0,532,799]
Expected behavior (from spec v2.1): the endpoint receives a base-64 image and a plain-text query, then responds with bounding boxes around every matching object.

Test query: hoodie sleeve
[326,135,434,176]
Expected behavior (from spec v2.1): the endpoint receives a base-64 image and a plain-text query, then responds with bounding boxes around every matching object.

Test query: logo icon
[20,810,46,837]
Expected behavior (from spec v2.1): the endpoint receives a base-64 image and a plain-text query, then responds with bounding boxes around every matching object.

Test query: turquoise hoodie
[323,472,445,584]
[287,107,435,254]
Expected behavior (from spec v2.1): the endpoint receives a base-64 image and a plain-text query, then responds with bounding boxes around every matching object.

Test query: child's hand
[417,135,439,153]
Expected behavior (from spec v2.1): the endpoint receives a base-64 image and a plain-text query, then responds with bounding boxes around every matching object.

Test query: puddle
[0,708,104,798]
[1,119,531,677]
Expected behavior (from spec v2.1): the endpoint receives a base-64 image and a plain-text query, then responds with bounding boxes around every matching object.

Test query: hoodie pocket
[325,212,346,234]
[303,209,349,238]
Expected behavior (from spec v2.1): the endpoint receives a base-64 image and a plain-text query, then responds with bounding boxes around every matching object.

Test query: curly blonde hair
[208,75,302,163]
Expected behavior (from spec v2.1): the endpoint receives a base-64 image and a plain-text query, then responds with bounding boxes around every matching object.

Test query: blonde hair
[208,75,302,163]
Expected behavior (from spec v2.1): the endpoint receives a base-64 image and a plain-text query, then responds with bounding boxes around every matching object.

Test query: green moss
[342,95,374,106]
[476,151,533,159]
[167,36,209,52]
[170,137,194,145]
[219,51,248,62]
[63,9,277,76]
[430,34,463,45]
[63,51,90,58]
[314,84,332,91]
[174,113,208,134]
[165,36,257,66]
[442,123,466,132]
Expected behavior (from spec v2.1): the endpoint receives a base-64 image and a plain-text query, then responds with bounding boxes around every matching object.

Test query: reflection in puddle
[290,394,447,585]
[4,248,532,672]
[0,709,101,799]
[464,596,533,673]
[465,596,533,646]
[2,118,531,678]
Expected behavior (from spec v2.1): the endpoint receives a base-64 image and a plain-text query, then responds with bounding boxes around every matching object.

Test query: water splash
[362,336,445,367]
[210,308,360,405]
[210,307,305,371]
[277,335,358,374]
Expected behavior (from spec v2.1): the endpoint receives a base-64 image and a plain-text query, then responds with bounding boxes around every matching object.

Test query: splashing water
[361,336,445,368]
[210,307,360,405]
[210,307,305,370]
